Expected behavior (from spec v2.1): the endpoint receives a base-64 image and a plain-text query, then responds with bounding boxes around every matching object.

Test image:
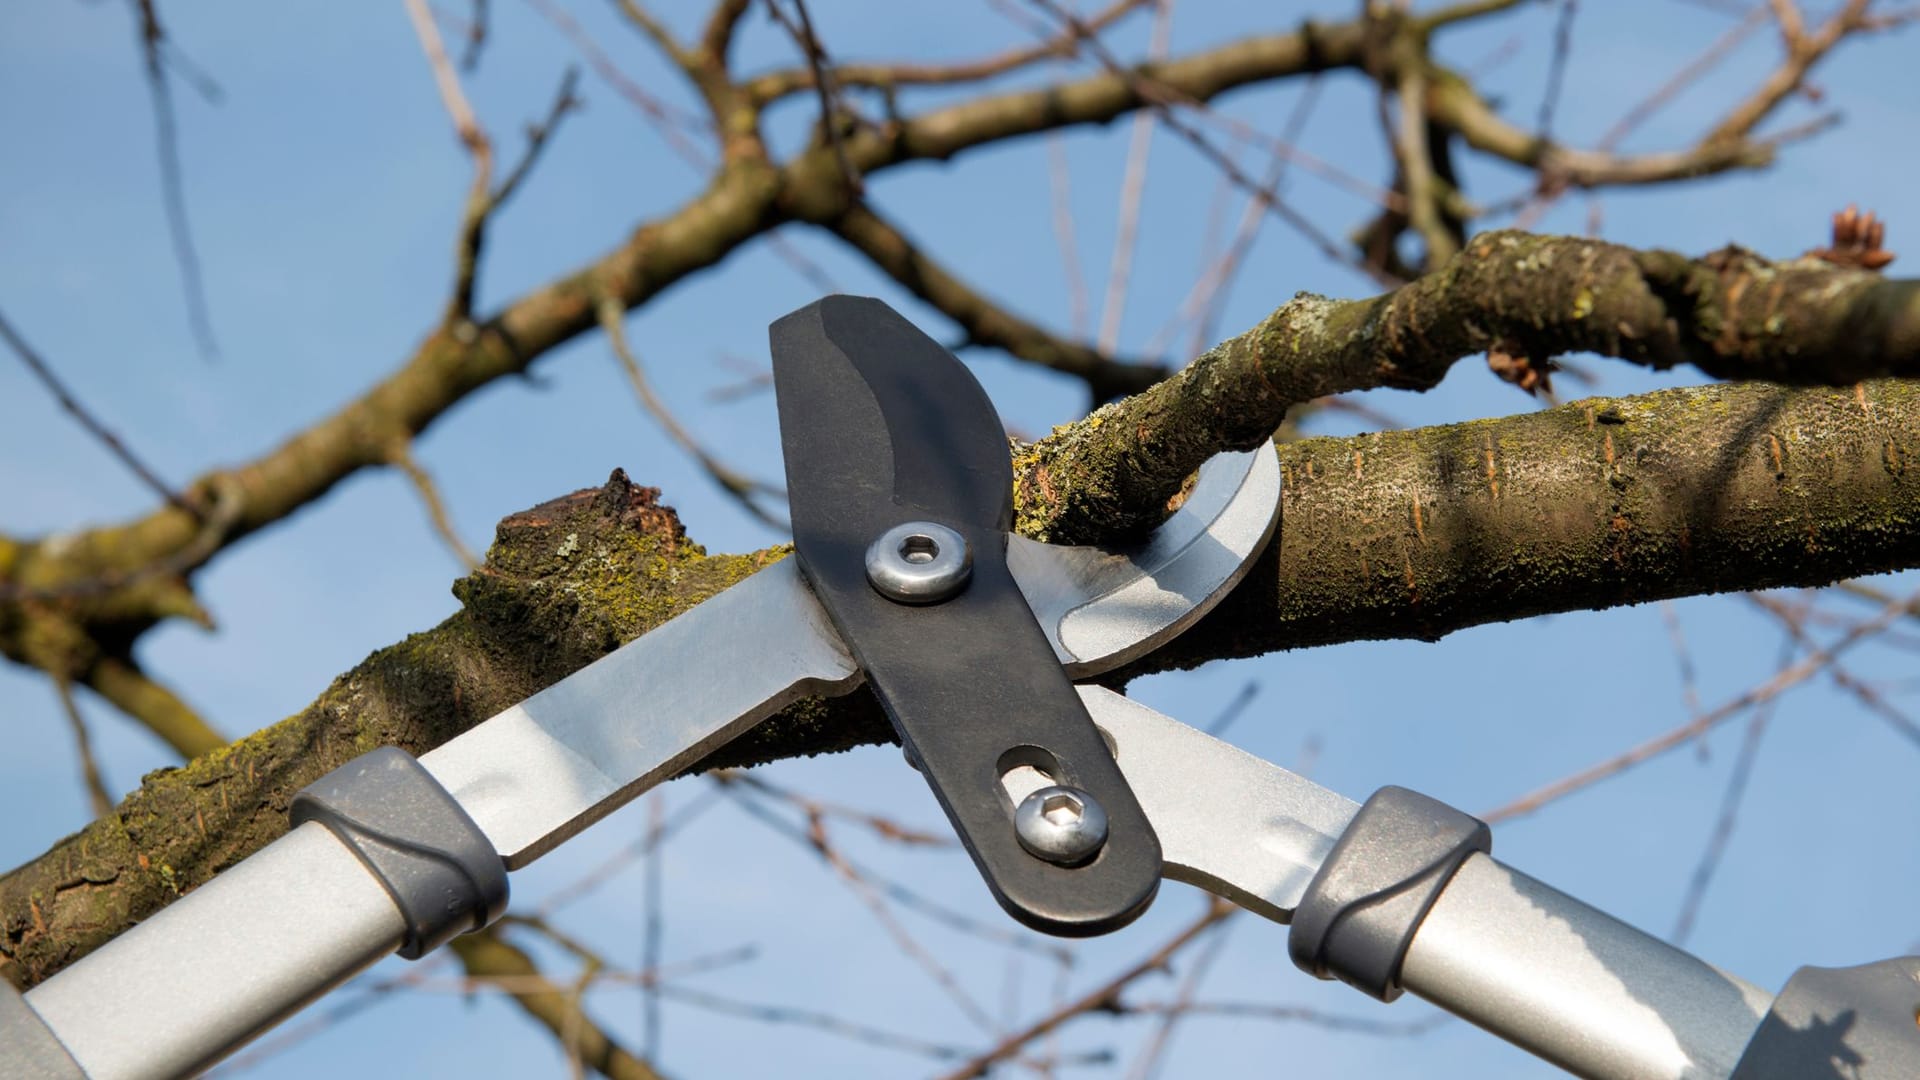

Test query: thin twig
[128,0,219,359]
[405,0,494,324]
[1123,910,1236,1080]
[491,67,584,209]
[524,0,712,170]
[53,679,114,818]
[1537,0,1579,138]
[721,782,1001,1032]
[596,294,786,529]
[641,793,664,1061]
[765,0,864,194]
[386,440,481,570]
[1483,586,1920,823]
[1669,633,1793,945]
[1046,134,1091,339]
[934,898,1235,1080]
[1096,0,1172,354]
[0,305,195,515]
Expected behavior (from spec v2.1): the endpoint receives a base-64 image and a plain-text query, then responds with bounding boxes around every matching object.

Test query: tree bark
[7,377,1917,990]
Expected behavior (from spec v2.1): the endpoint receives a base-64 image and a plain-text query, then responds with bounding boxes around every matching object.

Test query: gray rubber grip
[1288,786,1491,1002]
[291,747,509,959]
[1,980,86,1080]
[1729,956,1920,1079]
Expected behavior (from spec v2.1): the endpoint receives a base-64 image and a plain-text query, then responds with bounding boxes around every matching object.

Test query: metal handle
[20,822,407,1080]
[1398,852,1773,1080]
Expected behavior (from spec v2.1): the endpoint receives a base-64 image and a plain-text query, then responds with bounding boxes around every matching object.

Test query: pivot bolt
[866,521,972,604]
[1014,785,1108,866]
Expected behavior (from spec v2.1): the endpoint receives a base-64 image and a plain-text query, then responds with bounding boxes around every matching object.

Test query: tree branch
[822,202,1165,401]
[10,370,1920,989]
[449,930,668,1080]
[1014,230,1920,542]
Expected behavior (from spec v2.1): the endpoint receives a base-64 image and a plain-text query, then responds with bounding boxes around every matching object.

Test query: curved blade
[1009,445,1281,677]
[773,296,1160,937]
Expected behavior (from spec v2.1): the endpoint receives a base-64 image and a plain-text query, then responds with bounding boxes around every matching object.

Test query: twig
[1537,0,1579,138]
[763,231,842,295]
[745,0,1150,102]
[596,294,787,529]
[641,793,664,1061]
[1147,76,1322,360]
[386,440,480,570]
[0,305,196,516]
[934,898,1235,1080]
[655,982,979,1060]
[1096,0,1172,354]
[405,0,493,324]
[536,785,726,916]
[524,0,712,170]
[1117,999,1445,1036]
[53,679,114,818]
[765,0,863,194]
[1482,586,1920,823]
[127,0,219,359]
[491,66,584,209]
[1023,0,1393,286]
[1669,633,1793,945]
[1203,679,1260,737]
[721,781,1001,1032]
[1046,134,1091,339]
[1749,592,1920,750]
[459,0,489,69]
[1123,910,1236,1080]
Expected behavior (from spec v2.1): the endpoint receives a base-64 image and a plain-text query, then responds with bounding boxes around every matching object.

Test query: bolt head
[1014,785,1108,866]
[865,521,972,604]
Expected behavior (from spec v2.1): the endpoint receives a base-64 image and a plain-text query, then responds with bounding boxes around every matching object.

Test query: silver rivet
[1014,785,1107,866]
[866,521,972,604]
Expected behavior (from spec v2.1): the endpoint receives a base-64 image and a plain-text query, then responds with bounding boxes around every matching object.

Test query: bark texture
[1014,231,1920,543]
[8,378,1918,990]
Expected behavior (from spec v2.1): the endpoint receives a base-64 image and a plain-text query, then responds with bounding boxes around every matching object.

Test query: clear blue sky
[2,2,1917,1077]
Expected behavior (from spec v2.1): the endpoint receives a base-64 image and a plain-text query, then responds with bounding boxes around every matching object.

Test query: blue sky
[3,2,1917,1077]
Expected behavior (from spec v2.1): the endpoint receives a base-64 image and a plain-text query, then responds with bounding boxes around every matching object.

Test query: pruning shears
[4,298,1916,1080]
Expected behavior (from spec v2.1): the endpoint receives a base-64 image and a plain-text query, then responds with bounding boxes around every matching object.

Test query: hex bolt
[865,521,972,604]
[1014,785,1108,866]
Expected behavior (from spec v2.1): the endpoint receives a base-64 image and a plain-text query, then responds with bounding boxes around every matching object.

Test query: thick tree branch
[1015,230,1920,542]
[9,373,1920,990]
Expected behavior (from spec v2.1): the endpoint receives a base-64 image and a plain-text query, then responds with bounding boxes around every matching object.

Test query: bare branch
[745,0,1149,103]
[448,931,668,1080]
[0,306,195,515]
[764,0,863,195]
[934,899,1234,1080]
[1482,587,1920,824]
[529,0,713,170]
[405,0,493,323]
[823,201,1165,401]
[596,294,786,528]
[491,67,585,209]
[1015,232,1920,542]
[127,0,219,359]
[1095,0,1171,354]
[386,440,482,571]
[53,678,114,818]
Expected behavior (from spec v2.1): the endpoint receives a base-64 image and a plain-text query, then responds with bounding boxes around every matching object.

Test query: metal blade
[1009,446,1280,678]
[420,558,859,868]
[1077,685,1358,922]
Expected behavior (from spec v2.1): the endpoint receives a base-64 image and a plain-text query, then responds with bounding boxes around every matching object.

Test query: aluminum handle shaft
[22,822,407,1080]
[1400,853,1773,1080]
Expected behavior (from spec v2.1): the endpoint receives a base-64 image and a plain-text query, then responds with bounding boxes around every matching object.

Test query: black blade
[771,296,1160,936]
